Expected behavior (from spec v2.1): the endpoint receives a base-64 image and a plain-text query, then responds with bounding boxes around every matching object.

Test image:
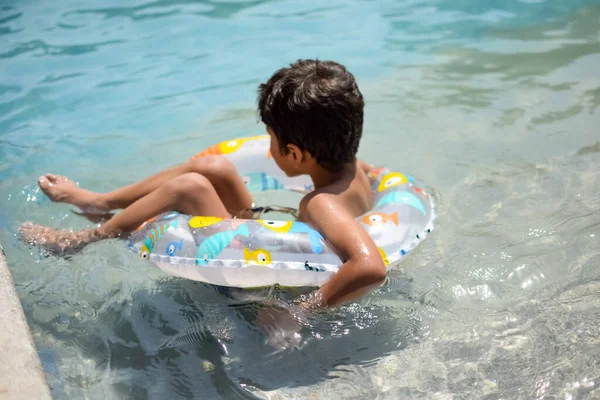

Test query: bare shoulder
[300,190,360,232]
[299,164,374,224]
[299,191,340,225]
[299,191,379,262]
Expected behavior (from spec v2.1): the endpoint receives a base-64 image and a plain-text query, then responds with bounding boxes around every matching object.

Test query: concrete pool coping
[0,242,52,399]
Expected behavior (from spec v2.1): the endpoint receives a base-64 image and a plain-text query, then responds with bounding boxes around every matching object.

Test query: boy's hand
[356,159,374,174]
[357,159,382,184]
[257,305,303,349]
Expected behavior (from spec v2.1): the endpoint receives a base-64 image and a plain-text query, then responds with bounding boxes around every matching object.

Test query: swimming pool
[1,0,600,398]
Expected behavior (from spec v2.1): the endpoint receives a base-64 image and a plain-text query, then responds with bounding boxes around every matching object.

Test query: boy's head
[258,59,364,172]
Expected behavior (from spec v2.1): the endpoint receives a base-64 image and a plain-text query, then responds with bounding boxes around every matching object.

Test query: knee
[186,156,237,179]
[164,173,213,201]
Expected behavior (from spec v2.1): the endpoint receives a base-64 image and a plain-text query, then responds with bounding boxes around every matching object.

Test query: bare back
[299,161,374,223]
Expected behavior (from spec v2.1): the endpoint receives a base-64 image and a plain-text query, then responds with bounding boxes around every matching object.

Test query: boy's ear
[287,144,304,164]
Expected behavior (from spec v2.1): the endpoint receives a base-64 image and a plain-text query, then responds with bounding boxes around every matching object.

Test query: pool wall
[0,241,51,399]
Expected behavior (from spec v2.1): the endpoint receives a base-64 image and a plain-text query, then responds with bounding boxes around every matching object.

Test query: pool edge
[0,242,52,400]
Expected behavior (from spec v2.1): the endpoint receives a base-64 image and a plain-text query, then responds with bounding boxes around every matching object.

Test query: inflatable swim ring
[127,135,435,288]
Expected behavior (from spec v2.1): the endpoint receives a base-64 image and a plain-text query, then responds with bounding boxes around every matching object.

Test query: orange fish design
[362,212,399,227]
[414,187,429,198]
[136,215,158,231]
[191,144,223,159]
[136,212,179,232]
[140,219,179,259]
[368,167,386,178]
[192,135,268,159]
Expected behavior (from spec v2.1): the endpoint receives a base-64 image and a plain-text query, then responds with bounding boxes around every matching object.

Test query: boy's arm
[256,193,386,347]
[299,193,387,310]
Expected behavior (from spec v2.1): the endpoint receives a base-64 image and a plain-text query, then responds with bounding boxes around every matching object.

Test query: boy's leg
[98,172,235,233]
[21,163,253,253]
[39,156,252,214]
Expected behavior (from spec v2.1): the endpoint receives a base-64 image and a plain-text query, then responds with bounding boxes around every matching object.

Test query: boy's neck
[308,161,357,190]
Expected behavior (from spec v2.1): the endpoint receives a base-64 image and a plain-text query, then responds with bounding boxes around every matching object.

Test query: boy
[20,59,387,324]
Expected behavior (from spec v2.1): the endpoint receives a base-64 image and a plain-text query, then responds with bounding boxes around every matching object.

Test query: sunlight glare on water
[1,0,600,398]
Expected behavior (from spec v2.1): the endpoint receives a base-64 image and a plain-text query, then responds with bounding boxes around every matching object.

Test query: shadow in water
[32,272,420,399]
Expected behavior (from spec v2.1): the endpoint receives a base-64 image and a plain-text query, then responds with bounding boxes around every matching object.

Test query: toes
[45,174,57,183]
[45,174,61,184]
[38,176,52,190]
[45,174,70,184]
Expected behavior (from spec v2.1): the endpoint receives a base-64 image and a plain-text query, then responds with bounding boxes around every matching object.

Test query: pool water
[1,0,600,398]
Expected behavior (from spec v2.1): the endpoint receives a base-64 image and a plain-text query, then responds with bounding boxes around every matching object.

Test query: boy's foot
[19,222,102,254]
[38,174,109,214]
[20,222,74,254]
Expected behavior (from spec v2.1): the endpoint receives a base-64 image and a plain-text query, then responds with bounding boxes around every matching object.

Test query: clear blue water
[1,0,600,398]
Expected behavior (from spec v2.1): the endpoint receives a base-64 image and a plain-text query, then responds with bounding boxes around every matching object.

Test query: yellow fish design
[378,247,389,267]
[257,220,293,233]
[189,216,223,229]
[244,247,272,266]
[378,172,408,192]
[192,135,268,159]
[362,211,399,227]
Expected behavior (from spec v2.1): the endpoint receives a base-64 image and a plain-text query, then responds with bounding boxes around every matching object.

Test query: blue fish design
[195,224,250,265]
[376,191,426,215]
[243,172,285,192]
[289,223,324,254]
[165,239,183,256]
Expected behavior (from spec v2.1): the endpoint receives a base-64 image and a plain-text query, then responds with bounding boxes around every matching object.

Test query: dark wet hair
[258,59,364,171]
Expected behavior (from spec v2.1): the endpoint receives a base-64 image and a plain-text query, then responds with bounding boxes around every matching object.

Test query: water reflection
[28,272,425,398]
[1,0,600,398]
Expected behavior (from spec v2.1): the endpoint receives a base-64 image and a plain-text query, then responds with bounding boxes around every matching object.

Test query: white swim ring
[127,135,435,288]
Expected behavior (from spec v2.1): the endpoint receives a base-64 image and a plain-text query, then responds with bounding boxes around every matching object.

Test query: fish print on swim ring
[189,216,223,229]
[258,220,325,254]
[140,219,179,259]
[242,172,285,192]
[192,135,268,158]
[244,247,273,266]
[362,212,399,227]
[377,172,408,192]
[195,224,250,265]
[376,191,426,215]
